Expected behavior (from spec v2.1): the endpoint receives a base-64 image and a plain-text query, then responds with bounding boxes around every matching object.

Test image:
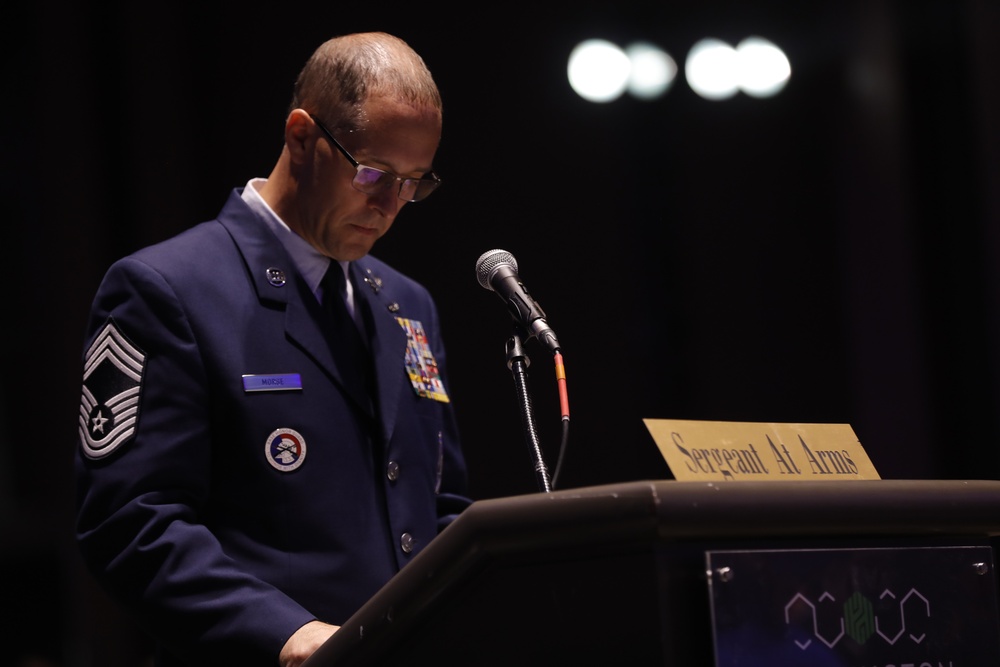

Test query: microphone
[475,249,561,353]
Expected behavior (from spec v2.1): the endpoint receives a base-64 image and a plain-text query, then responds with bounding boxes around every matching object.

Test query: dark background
[3,1,998,665]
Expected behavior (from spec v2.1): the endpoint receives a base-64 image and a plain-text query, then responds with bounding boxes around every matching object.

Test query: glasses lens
[353,166,397,194]
[403,176,441,202]
[353,165,441,202]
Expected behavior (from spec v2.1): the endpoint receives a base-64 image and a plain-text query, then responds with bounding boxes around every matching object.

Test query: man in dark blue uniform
[74,32,470,667]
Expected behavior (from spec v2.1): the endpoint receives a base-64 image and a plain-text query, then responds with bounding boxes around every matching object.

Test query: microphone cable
[550,350,570,489]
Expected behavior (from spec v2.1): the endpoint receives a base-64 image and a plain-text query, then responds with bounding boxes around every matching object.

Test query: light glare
[685,39,740,101]
[567,39,631,103]
[737,37,791,97]
[625,42,677,100]
[570,35,792,103]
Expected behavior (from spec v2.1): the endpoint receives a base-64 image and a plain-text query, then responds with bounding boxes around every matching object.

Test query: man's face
[295,96,442,261]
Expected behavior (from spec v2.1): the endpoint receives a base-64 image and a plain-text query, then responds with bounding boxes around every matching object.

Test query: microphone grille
[475,249,517,291]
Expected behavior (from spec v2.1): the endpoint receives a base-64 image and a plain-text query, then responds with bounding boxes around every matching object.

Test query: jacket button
[386,460,400,481]
[400,532,416,554]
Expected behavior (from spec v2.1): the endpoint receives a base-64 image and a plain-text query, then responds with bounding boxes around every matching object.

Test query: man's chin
[334,241,377,262]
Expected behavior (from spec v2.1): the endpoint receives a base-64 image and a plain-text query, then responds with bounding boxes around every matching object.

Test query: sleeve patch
[78,319,146,459]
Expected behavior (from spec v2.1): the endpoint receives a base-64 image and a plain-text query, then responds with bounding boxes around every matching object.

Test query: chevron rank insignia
[79,319,146,459]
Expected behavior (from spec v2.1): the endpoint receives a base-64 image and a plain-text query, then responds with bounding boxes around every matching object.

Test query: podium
[303,480,1000,666]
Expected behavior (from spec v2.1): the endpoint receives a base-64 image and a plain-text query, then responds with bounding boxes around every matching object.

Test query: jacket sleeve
[75,256,315,666]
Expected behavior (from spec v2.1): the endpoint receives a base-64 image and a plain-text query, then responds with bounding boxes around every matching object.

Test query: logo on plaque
[707,546,1000,665]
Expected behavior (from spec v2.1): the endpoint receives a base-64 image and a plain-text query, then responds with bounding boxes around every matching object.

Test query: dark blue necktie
[323,262,374,401]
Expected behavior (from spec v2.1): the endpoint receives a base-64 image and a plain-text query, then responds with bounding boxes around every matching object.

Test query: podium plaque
[707,545,1000,665]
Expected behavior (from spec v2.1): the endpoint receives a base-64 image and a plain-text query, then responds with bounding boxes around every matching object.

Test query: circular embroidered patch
[265,428,306,472]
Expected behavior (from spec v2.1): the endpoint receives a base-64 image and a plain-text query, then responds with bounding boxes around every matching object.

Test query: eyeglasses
[309,114,442,203]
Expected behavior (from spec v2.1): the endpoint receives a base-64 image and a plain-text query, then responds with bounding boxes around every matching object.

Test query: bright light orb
[625,42,677,100]
[567,39,631,103]
[685,38,740,101]
[737,37,791,97]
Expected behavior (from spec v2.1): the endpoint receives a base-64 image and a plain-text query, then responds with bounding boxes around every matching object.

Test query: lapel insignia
[362,267,382,294]
[266,267,287,287]
[79,319,145,459]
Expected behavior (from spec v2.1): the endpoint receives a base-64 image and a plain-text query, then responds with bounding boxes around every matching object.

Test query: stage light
[685,38,740,101]
[625,42,677,100]
[736,37,791,97]
[569,35,791,103]
[567,39,631,103]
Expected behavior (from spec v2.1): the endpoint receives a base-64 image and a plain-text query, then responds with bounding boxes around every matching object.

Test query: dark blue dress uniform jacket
[74,190,471,665]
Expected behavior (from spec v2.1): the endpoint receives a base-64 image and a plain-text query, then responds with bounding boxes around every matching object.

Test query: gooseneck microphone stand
[476,248,570,493]
[505,328,553,493]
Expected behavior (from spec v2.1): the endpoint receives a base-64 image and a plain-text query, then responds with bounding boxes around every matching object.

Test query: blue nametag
[242,374,303,392]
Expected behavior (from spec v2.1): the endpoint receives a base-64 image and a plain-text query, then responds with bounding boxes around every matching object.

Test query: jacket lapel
[351,260,407,444]
[217,191,374,416]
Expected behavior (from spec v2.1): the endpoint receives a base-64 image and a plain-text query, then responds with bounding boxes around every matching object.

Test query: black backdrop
[3,1,999,665]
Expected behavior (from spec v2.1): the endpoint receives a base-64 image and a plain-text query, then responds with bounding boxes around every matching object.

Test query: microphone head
[475,249,518,291]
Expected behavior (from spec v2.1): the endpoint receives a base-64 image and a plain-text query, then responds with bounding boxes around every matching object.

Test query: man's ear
[284,108,314,164]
